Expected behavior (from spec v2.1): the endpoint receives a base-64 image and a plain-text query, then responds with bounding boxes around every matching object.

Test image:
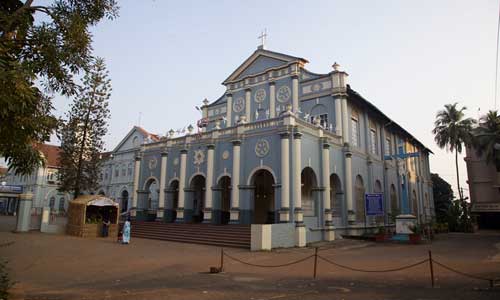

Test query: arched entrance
[121,190,129,213]
[251,169,275,224]
[145,178,159,210]
[355,175,365,223]
[330,174,342,218]
[190,175,206,223]
[301,167,318,217]
[166,180,179,222]
[218,176,231,224]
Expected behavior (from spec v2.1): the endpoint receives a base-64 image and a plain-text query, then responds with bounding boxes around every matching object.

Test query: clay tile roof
[34,144,61,168]
[136,126,160,142]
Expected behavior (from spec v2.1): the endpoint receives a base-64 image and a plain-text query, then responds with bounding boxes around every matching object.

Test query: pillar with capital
[245,88,251,122]
[279,131,290,222]
[226,93,233,127]
[176,149,188,222]
[292,75,299,113]
[230,140,241,223]
[157,150,168,221]
[322,141,335,240]
[204,144,215,223]
[131,152,142,218]
[345,151,355,224]
[292,131,306,247]
[269,81,276,118]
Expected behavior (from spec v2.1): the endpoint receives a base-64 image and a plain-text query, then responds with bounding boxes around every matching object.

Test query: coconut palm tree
[473,110,500,172]
[432,103,475,200]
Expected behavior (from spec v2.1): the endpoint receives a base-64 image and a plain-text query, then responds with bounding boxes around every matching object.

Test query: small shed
[66,195,119,238]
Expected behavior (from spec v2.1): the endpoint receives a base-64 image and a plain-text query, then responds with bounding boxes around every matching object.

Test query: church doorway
[251,169,275,224]
[145,178,159,210]
[218,176,231,224]
[301,167,318,217]
[355,175,365,223]
[330,174,343,218]
[190,175,206,223]
[121,190,129,213]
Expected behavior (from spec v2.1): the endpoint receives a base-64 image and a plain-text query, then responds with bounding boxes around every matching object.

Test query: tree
[0,0,118,175]
[432,103,475,201]
[431,173,453,223]
[473,110,500,172]
[58,58,110,199]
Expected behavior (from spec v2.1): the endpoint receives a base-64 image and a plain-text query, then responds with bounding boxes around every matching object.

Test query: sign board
[365,193,384,216]
[471,202,500,212]
[0,185,23,194]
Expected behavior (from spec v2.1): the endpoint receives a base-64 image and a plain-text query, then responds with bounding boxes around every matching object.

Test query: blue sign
[0,185,23,194]
[365,193,384,216]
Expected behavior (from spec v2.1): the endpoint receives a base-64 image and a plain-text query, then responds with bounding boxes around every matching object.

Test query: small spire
[202,98,209,106]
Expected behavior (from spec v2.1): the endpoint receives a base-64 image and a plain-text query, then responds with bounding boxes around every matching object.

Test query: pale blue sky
[49,0,499,197]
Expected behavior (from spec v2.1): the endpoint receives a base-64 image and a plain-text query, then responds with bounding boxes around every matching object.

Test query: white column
[204,144,215,222]
[335,97,342,136]
[292,131,306,247]
[345,152,354,223]
[15,193,33,232]
[226,93,233,127]
[230,140,241,223]
[269,82,276,118]
[322,141,335,240]
[245,89,251,122]
[177,149,188,221]
[279,132,290,222]
[131,153,141,217]
[292,75,299,113]
[341,97,349,144]
[157,150,168,220]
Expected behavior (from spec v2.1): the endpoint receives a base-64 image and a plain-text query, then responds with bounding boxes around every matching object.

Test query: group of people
[101,216,131,244]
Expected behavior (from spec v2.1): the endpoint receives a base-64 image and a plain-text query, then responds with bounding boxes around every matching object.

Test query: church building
[131,47,434,246]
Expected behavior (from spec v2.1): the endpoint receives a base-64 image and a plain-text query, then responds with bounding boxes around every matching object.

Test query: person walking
[122,217,131,244]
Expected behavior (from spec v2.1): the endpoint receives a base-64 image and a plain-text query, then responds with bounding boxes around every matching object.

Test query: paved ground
[1,216,500,300]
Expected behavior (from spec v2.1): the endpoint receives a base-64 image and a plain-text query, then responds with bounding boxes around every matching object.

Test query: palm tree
[432,103,475,201]
[474,110,500,172]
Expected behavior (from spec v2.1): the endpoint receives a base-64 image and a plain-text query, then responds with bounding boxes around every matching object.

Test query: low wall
[251,223,295,251]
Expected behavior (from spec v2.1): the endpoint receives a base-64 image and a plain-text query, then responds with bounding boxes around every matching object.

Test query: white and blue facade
[131,48,434,245]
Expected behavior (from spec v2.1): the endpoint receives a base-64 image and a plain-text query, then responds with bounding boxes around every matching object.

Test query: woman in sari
[122,217,131,244]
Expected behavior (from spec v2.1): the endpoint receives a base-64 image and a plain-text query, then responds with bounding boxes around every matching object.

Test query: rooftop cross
[257,29,267,49]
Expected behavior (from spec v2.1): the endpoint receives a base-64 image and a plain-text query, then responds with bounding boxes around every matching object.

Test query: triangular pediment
[112,126,147,153]
[222,49,308,84]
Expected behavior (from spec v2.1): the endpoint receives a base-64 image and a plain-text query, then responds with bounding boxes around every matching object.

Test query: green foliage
[0,259,13,300]
[58,58,111,198]
[447,198,473,233]
[473,110,500,172]
[409,223,424,235]
[0,0,118,175]
[431,173,453,223]
[432,103,475,201]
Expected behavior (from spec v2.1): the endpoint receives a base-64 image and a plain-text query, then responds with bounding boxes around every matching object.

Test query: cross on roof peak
[257,29,267,50]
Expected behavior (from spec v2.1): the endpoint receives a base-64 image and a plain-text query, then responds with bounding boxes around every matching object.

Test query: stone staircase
[127,221,251,248]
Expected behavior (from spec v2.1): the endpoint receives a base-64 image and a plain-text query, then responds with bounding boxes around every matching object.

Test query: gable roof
[222,48,308,84]
[347,86,433,154]
[35,144,62,168]
[112,126,160,153]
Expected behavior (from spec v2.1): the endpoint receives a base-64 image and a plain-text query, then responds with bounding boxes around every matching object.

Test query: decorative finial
[202,98,209,106]
[332,62,340,71]
[187,124,194,134]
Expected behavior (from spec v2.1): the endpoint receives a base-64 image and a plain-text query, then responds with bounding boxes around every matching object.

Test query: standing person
[122,217,131,244]
[102,215,111,237]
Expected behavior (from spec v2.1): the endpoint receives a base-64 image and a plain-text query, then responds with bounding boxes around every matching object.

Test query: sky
[47,0,499,198]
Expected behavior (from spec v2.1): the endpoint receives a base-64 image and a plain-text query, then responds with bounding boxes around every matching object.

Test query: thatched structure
[66,195,119,238]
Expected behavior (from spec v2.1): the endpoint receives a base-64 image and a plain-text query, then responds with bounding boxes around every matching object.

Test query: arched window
[355,175,365,222]
[127,163,133,176]
[330,174,342,217]
[351,110,360,147]
[390,184,398,213]
[49,197,55,209]
[58,197,65,212]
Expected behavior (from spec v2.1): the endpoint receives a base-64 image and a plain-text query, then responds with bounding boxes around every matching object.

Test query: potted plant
[408,223,423,244]
[374,226,389,242]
